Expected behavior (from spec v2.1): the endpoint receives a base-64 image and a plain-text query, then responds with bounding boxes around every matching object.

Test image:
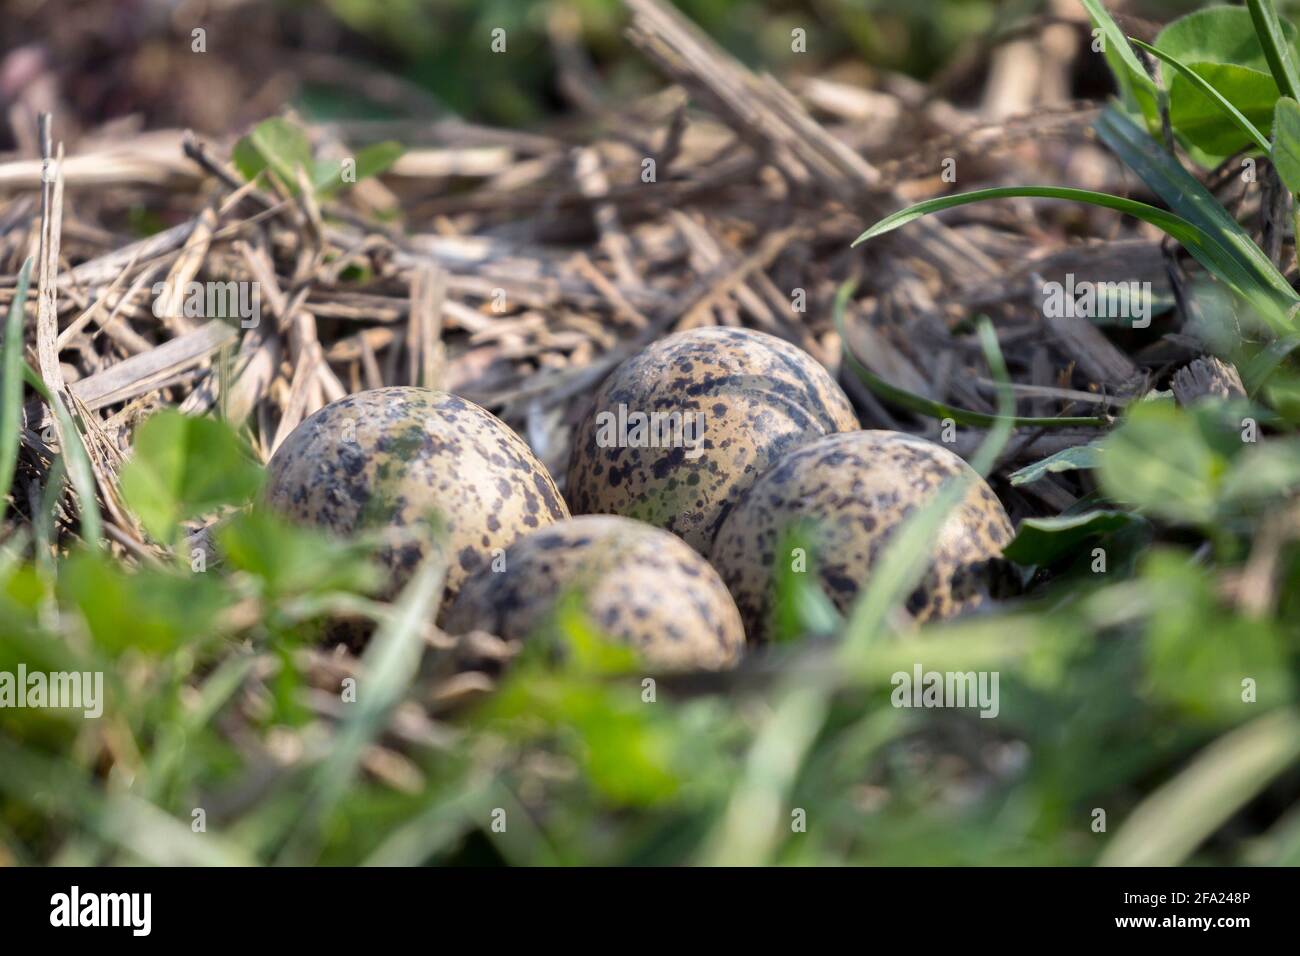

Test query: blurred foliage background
[0,0,1224,142]
[312,0,1206,122]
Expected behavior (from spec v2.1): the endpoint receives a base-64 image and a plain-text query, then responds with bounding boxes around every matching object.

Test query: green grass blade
[1094,107,1297,327]
[968,318,1017,474]
[1095,107,1274,259]
[362,778,492,866]
[1099,708,1300,865]
[1129,38,1271,152]
[853,186,1193,247]
[142,653,256,803]
[855,169,1294,333]
[34,454,66,581]
[99,794,257,866]
[22,362,102,550]
[277,552,446,862]
[697,684,830,866]
[1248,0,1300,100]
[832,283,1109,429]
[0,257,34,523]
[1242,332,1300,392]
[1080,0,1157,115]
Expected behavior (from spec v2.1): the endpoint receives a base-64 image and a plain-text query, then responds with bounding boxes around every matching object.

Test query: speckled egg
[565,326,858,554]
[710,430,1015,644]
[262,386,569,610]
[444,515,745,671]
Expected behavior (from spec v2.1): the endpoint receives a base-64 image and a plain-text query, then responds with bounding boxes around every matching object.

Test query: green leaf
[1008,443,1102,486]
[1168,63,1276,157]
[1003,511,1144,567]
[234,119,402,199]
[483,602,680,807]
[547,594,642,675]
[556,687,680,806]
[1095,107,1292,295]
[1147,1,1292,155]
[315,141,403,197]
[852,612,1068,687]
[0,258,33,522]
[1247,0,1300,100]
[1272,97,1300,194]
[1262,373,1300,422]
[1133,38,1272,154]
[0,566,75,669]
[57,550,230,655]
[217,509,385,599]
[352,141,403,179]
[232,118,313,194]
[1220,436,1300,504]
[362,780,493,867]
[310,158,342,194]
[1158,5,1292,76]
[1139,550,1292,718]
[1098,400,1228,524]
[1241,333,1300,393]
[118,410,264,544]
[231,136,267,185]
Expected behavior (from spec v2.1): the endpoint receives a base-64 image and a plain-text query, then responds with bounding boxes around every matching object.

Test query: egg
[262,386,569,611]
[709,430,1015,644]
[565,326,858,554]
[444,515,745,671]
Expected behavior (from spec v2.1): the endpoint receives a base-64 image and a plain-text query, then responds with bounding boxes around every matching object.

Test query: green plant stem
[22,361,102,550]
[1249,0,1300,100]
[0,258,34,523]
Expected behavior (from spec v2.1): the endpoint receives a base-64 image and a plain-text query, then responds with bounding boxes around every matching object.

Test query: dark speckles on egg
[710,431,1015,645]
[565,327,858,554]
[445,515,744,672]
[262,386,569,629]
